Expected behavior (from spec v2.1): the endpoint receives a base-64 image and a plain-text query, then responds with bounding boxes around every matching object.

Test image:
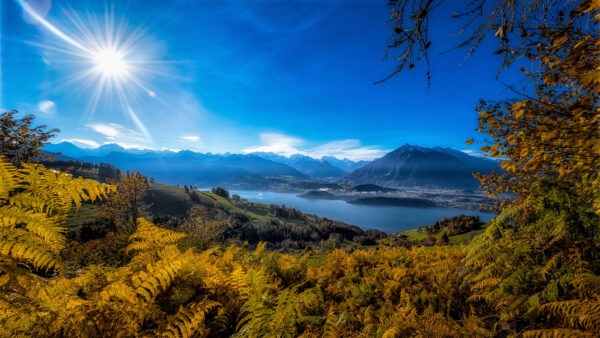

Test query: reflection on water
[231,190,496,233]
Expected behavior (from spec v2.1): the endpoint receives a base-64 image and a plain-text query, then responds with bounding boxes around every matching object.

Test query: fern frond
[572,274,600,297]
[127,218,186,254]
[99,280,140,304]
[0,228,61,272]
[159,298,220,338]
[131,247,192,302]
[523,328,596,337]
[17,163,108,214]
[236,269,277,335]
[269,286,301,337]
[254,241,267,257]
[0,205,65,252]
[6,192,47,214]
[540,253,564,280]
[323,308,339,338]
[472,277,503,292]
[540,298,600,332]
[0,157,19,201]
[230,265,249,299]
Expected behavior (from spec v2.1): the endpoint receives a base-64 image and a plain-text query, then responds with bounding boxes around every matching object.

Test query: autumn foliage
[1,0,599,336]
[470,0,600,213]
[0,110,59,167]
[100,171,149,234]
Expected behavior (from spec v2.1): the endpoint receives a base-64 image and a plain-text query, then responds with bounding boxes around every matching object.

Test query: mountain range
[250,152,348,181]
[44,142,499,190]
[44,142,367,186]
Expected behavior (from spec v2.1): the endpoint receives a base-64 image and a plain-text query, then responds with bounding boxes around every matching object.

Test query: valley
[44,141,506,213]
[298,184,500,211]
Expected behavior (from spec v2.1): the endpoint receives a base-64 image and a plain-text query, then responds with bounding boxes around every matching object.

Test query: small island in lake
[298,190,337,199]
[348,196,436,207]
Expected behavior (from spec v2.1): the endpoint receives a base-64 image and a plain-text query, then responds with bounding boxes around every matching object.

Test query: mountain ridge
[250,152,348,181]
[341,144,500,190]
[44,141,499,191]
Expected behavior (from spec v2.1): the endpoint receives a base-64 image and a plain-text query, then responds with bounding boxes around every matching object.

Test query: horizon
[2,0,521,161]
[47,139,496,162]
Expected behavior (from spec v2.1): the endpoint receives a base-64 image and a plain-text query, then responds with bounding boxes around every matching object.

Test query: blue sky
[1,0,522,160]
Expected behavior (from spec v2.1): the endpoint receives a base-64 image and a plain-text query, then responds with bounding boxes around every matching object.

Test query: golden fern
[156,298,220,338]
[269,286,302,337]
[126,217,186,254]
[131,246,194,301]
[0,205,65,252]
[523,328,597,337]
[235,269,277,336]
[537,298,600,333]
[0,157,19,200]
[0,228,62,272]
[0,157,108,276]
[230,265,249,299]
[254,241,267,257]
[15,163,107,214]
[572,274,600,297]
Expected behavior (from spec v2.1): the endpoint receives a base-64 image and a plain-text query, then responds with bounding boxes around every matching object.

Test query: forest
[1,0,599,337]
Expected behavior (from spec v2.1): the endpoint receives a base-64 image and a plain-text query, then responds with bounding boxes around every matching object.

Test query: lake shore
[230,189,496,233]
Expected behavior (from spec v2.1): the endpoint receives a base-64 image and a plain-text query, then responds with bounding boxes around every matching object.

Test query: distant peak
[99,143,126,150]
[396,144,430,152]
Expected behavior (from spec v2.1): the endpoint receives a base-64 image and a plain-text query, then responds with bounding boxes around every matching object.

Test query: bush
[211,187,229,198]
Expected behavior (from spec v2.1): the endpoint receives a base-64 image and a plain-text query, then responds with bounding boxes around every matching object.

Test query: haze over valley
[44,140,503,217]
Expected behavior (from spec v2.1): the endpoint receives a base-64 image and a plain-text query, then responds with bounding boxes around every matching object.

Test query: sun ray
[16,0,88,52]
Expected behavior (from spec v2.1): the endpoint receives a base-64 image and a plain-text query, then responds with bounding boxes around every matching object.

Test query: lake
[230,190,496,233]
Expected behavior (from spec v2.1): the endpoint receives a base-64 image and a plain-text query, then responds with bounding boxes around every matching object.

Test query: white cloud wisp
[243,133,387,161]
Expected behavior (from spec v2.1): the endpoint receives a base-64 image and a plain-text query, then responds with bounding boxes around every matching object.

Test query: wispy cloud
[243,133,387,161]
[243,133,305,157]
[104,141,151,150]
[38,100,56,116]
[309,140,388,161]
[61,138,100,148]
[180,135,201,142]
[86,122,150,148]
[87,123,121,138]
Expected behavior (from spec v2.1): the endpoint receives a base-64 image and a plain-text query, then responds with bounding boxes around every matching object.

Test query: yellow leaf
[465,139,474,145]
[511,102,524,111]
[541,130,558,142]
[514,110,525,119]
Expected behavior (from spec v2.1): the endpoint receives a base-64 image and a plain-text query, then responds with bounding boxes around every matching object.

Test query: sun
[93,49,127,76]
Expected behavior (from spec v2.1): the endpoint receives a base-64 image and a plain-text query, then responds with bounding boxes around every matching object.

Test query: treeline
[41,159,121,183]
[418,215,484,236]
[269,204,305,220]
